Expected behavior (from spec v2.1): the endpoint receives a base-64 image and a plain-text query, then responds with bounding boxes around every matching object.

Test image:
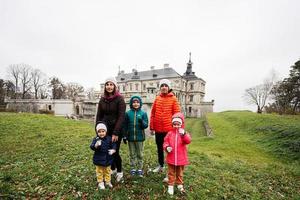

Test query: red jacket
[150,92,180,133]
[163,113,191,166]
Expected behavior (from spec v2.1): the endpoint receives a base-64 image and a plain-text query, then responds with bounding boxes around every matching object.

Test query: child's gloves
[95,140,102,148]
[179,128,185,136]
[108,149,116,155]
[123,137,127,144]
[166,146,172,153]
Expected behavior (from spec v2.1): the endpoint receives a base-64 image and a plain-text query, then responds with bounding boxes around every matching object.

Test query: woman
[150,79,180,173]
[95,77,126,182]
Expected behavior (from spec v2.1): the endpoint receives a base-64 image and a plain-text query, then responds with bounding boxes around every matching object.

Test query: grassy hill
[0,112,299,199]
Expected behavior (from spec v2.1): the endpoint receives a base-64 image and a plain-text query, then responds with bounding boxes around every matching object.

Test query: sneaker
[98,182,105,190]
[105,182,113,188]
[137,169,143,177]
[167,185,174,195]
[177,184,185,193]
[130,169,136,176]
[116,172,124,182]
[163,176,168,183]
[152,166,164,173]
[111,169,117,176]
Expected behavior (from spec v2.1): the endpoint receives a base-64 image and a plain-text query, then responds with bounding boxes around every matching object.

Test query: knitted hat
[172,117,183,125]
[105,77,118,87]
[132,97,140,102]
[96,123,107,132]
[159,79,171,89]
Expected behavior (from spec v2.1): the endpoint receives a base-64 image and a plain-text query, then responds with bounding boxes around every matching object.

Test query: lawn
[0,112,299,199]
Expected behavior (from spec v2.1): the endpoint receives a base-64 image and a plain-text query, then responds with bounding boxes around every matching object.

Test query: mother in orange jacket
[150,79,180,172]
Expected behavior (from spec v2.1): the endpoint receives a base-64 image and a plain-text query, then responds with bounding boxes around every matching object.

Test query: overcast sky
[0,0,299,112]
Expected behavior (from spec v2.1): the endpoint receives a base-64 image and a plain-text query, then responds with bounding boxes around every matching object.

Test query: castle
[101,53,214,117]
[5,54,214,118]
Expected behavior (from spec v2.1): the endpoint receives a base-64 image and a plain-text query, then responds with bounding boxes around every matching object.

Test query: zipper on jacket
[175,129,178,166]
[134,110,136,141]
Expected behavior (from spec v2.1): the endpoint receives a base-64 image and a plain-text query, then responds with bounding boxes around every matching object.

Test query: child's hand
[179,128,185,136]
[95,140,102,148]
[166,146,172,153]
[108,149,116,155]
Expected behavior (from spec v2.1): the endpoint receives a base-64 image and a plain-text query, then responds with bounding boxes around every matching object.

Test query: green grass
[0,112,299,199]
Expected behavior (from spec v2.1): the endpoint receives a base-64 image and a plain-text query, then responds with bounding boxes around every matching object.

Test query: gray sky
[0,0,299,112]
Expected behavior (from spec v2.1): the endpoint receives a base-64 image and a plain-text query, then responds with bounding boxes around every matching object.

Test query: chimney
[164,63,169,68]
[150,66,155,70]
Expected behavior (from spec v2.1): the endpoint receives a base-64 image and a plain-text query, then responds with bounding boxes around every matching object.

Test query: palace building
[101,53,214,117]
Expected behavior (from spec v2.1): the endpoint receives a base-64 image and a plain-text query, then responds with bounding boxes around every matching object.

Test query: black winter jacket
[95,93,126,137]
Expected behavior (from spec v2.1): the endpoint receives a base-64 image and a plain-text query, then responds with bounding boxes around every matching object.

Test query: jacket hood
[172,112,185,128]
[129,95,143,110]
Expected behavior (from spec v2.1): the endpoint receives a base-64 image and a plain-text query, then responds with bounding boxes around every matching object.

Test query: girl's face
[97,129,106,138]
[105,82,115,94]
[160,84,169,94]
[172,122,182,128]
[132,100,140,110]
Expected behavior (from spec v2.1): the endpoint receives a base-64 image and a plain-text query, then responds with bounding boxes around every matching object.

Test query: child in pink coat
[163,112,191,195]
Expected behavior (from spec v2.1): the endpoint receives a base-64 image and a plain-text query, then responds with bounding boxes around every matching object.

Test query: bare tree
[85,87,95,100]
[31,68,47,99]
[243,69,277,113]
[65,82,84,100]
[19,64,33,99]
[7,64,21,98]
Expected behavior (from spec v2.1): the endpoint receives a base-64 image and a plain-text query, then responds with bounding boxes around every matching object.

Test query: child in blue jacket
[123,96,148,177]
[90,122,116,190]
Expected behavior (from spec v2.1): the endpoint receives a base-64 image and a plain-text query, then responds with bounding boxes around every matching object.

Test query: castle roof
[116,67,181,82]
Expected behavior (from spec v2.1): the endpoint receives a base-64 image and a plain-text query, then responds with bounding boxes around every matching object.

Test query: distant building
[5,54,214,118]
[100,53,214,117]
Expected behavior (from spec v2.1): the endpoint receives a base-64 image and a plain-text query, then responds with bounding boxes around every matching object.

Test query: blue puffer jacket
[123,96,148,142]
[90,135,116,166]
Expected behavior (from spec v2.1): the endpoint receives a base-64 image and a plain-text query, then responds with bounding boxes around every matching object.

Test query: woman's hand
[112,135,119,142]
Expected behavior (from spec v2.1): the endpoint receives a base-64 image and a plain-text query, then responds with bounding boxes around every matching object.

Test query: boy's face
[132,100,140,109]
[172,122,182,128]
[97,129,107,138]
[160,84,169,94]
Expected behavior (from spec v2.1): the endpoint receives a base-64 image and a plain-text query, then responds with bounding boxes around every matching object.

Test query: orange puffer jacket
[150,92,180,133]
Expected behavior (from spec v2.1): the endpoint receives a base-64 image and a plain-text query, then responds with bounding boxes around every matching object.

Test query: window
[143,84,146,91]
[189,107,192,113]
[130,83,132,91]
[190,95,194,102]
[190,83,194,90]
[123,85,126,91]
[48,105,52,111]
[135,83,139,91]
[157,82,159,88]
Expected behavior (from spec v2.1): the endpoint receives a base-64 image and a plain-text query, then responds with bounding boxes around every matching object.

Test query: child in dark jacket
[123,96,148,177]
[90,122,116,190]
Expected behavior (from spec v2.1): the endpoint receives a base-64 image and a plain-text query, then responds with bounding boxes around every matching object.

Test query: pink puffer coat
[163,113,191,166]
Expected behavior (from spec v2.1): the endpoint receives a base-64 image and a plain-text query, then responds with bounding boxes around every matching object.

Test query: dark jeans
[111,139,122,172]
[155,132,167,167]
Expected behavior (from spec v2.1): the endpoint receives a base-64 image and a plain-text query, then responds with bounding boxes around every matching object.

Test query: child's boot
[105,182,113,188]
[137,169,143,177]
[177,184,185,193]
[116,172,124,182]
[167,185,174,195]
[98,182,105,190]
[130,169,136,176]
